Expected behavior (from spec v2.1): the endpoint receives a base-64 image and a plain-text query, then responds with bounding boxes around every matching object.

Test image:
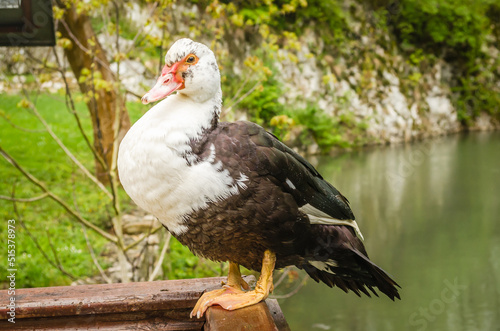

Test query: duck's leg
[190,250,276,318]
[226,262,250,290]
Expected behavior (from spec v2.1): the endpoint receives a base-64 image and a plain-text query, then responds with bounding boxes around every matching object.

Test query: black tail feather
[301,225,401,300]
[351,248,401,300]
[357,283,372,297]
[367,285,380,297]
[302,256,400,300]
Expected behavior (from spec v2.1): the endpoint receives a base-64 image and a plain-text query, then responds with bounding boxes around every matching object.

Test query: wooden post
[206,301,280,331]
[0,277,290,330]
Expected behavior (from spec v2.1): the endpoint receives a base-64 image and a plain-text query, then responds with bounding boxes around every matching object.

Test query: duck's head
[142,38,221,104]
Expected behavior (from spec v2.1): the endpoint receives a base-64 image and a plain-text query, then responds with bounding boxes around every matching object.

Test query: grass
[0,93,106,287]
[0,92,162,287]
[0,91,229,288]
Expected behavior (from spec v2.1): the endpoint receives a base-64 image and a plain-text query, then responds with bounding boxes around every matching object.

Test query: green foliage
[385,0,500,122]
[0,91,224,288]
[162,238,223,280]
[287,105,370,151]
[0,93,110,287]
[223,70,365,151]
[281,0,350,47]
[241,0,350,46]
[226,75,285,125]
[222,59,370,151]
[392,0,492,62]
[454,73,500,123]
[292,105,350,150]
[2,0,499,289]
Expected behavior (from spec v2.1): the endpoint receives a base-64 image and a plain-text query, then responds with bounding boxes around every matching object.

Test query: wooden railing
[0,276,290,330]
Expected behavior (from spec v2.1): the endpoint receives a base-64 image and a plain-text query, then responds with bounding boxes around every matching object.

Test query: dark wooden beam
[0,276,290,330]
[206,301,281,331]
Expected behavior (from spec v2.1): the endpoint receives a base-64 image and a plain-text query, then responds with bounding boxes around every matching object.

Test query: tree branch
[45,227,64,271]
[58,19,114,76]
[228,75,251,107]
[70,166,113,284]
[270,274,308,299]
[123,2,159,55]
[51,46,109,172]
[0,145,118,244]
[124,225,163,252]
[148,232,171,281]
[272,266,292,289]
[0,111,46,133]
[23,98,113,200]
[81,224,112,284]
[0,193,48,202]
[222,80,262,117]
[11,190,77,281]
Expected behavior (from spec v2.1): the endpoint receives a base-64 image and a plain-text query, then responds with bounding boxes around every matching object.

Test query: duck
[117,38,400,318]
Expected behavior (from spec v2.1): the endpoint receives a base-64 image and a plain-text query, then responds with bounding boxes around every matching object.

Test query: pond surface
[277,131,500,331]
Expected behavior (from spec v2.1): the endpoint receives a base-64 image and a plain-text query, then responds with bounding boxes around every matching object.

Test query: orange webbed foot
[190,251,276,318]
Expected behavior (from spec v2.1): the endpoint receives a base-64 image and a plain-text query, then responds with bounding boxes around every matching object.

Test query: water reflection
[277,132,500,331]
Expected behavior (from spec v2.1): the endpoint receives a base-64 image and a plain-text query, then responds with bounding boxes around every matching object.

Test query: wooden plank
[265,299,291,331]
[0,276,291,330]
[0,277,252,320]
[204,301,279,331]
[1,312,204,330]
[0,277,253,330]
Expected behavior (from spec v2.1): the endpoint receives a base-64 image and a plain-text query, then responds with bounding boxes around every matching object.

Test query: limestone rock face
[1,1,497,149]
[268,33,484,146]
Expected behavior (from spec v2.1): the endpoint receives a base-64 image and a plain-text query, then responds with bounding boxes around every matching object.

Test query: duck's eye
[186,55,197,64]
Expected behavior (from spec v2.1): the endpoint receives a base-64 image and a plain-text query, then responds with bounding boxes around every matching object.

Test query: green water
[277,132,500,331]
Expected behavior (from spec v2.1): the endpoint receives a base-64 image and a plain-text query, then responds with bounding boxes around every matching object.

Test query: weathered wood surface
[206,302,278,331]
[0,276,290,330]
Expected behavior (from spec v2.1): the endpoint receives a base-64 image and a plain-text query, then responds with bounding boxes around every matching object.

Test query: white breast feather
[118,94,247,235]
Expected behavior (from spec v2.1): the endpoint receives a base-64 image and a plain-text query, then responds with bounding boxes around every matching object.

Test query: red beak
[141,63,184,104]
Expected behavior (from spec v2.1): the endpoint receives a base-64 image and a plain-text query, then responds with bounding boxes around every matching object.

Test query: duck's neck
[148,88,222,143]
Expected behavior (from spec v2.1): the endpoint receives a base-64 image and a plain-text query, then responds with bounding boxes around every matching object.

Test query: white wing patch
[300,203,365,241]
[308,260,337,274]
[237,173,249,189]
[285,178,296,190]
[207,144,216,163]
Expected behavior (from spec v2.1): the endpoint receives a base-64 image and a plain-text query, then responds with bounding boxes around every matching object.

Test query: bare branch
[124,225,163,252]
[270,274,308,299]
[0,145,118,244]
[81,224,112,284]
[25,50,60,73]
[69,164,113,284]
[125,89,143,100]
[123,2,159,55]
[24,98,113,200]
[58,19,114,76]
[148,232,171,281]
[222,80,262,117]
[273,266,292,289]
[11,189,77,281]
[108,105,124,237]
[0,112,46,133]
[51,46,109,172]
[0,193,48,202]
[228,75,251,106]
[113,1,120,83]
[45,227,64,270]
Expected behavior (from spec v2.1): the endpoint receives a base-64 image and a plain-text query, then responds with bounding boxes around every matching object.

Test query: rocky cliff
[1,0,498,153]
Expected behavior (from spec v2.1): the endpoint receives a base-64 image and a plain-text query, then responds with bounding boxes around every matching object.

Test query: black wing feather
[203,121,400,300]
[248,123,355,220]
